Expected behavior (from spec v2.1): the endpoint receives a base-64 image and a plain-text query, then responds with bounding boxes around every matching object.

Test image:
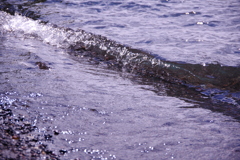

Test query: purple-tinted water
[0,0,240,159]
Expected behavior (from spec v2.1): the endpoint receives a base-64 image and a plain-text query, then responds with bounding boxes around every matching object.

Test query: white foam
[0,11,75,48]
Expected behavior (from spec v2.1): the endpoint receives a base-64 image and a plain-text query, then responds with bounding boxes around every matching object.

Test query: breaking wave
[0,3,240,106]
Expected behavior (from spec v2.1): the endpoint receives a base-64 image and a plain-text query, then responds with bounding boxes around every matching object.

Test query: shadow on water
[0,2,240,121]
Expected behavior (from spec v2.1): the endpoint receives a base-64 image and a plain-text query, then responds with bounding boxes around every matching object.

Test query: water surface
[0,0,240,159]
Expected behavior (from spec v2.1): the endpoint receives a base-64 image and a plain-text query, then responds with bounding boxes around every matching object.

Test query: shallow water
[1,0,240,160]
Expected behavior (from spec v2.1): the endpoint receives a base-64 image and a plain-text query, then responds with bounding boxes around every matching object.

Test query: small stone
[35,62,50,70]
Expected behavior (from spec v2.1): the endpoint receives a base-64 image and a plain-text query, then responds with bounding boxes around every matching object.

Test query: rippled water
[32,0,240,66]
[1,0,240,159]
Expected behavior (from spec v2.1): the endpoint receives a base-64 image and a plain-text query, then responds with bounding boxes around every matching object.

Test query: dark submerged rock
[35,62,50,70]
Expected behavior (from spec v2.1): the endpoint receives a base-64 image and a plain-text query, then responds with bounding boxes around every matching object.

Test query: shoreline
[0,104,60,160]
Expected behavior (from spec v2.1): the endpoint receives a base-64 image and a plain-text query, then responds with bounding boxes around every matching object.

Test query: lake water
[0,0,240,159]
